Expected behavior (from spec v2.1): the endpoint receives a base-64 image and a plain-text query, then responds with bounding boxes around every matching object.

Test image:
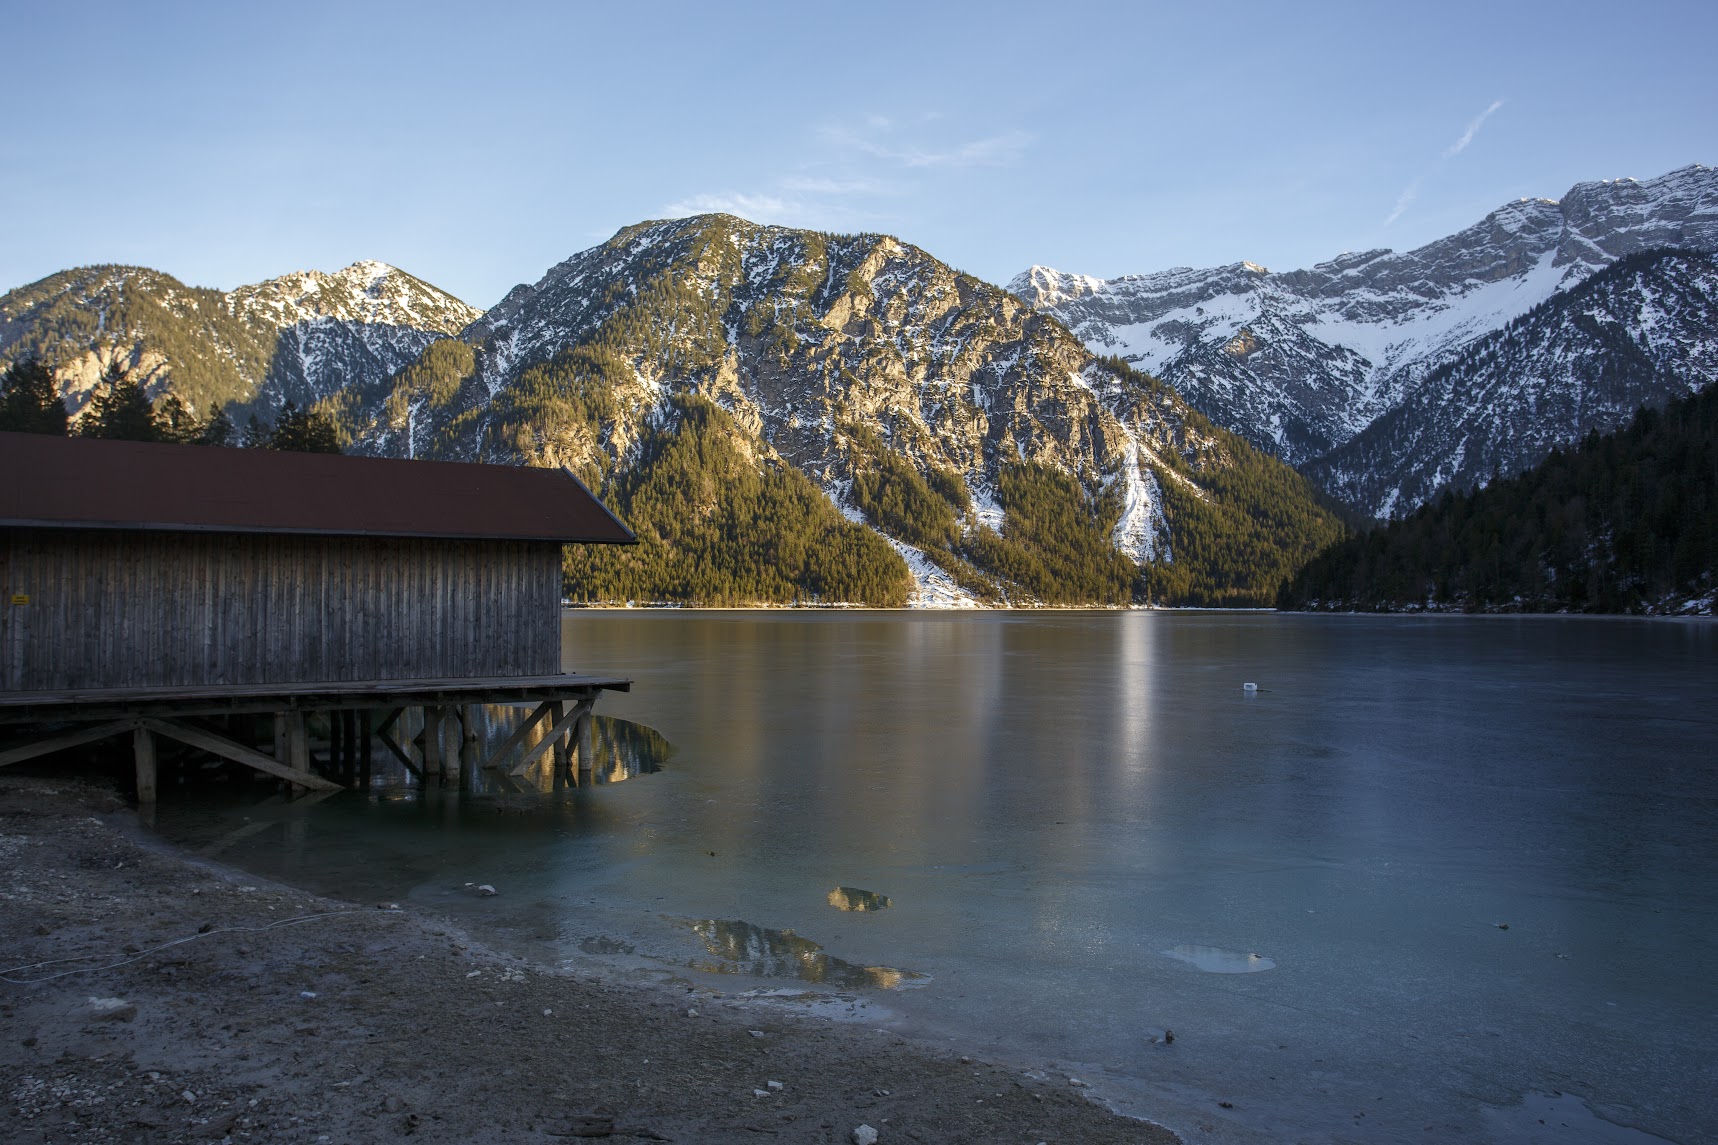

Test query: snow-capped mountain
[228,260,483,408]
[1013,164,1718,501]
[0,261,479,419]
[1306,249,1718,516]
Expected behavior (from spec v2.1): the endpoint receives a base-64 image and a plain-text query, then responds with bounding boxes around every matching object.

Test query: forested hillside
[1281,383,1718,614]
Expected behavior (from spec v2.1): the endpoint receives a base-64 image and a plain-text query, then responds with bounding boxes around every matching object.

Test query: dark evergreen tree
[0,357,69,435]
[80,361,163,441]
[198,408,235,447]
[240,414,270,448]
[153,392,203,443]
[267,400,342,454]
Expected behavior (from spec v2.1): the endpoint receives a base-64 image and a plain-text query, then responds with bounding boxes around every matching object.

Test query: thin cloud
[1384,99,1505,227]
[1383,177,1423,227]
[662,192,796,220]
[1444,100,1505,158]
[826,124,1034,170]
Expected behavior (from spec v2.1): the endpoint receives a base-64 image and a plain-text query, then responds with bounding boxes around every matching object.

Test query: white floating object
[1242,682,1258,691]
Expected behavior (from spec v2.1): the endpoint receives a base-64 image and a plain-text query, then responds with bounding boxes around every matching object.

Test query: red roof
[0,432,635,544]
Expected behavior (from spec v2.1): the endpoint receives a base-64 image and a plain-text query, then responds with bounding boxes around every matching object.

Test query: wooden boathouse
[0,431,635,800]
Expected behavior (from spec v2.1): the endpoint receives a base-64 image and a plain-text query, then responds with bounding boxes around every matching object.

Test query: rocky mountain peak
[1017,163,1718,489]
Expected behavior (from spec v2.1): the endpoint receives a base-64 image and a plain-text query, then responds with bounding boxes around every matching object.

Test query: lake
[154,611,1718,1144]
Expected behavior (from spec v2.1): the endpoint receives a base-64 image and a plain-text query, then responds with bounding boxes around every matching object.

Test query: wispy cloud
[1383,177,1423,227]
[1384,99,1505,227]
[662,192,796,220]
[1443,99,1505,158]
[828,125,1034,170]
[661,114,1026,232]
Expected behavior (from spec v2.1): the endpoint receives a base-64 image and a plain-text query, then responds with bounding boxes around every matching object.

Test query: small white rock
[298,991,317,1000]
[748,1029,766,1038]
[542,1009,554,1017]
[1068,1076,1088,1087]
[767,1080,783,1091]
[852,1125,879,1145]
[476,884,498,896]
[753,1089,771,1098]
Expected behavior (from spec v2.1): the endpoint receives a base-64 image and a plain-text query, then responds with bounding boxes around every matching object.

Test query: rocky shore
[0,775,1176,1144]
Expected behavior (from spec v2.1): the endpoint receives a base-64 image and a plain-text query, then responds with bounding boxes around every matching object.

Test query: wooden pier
[0,672,632,799]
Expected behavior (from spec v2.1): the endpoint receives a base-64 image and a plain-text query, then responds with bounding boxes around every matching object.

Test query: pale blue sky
[3,1,1713,308]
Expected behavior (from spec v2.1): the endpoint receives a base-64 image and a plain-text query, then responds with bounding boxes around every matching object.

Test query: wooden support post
[421,707,443,783]
[359,709,373,786]
[550,701,570,783]
[134,725,158,803]
[285,710,310,793]
[441,709,459,781]
[460,705,480,742]
[273,713,288,762]
[330,710,345,778]
[576,706,595,775]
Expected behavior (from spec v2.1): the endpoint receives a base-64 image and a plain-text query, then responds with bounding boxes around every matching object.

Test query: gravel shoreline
[0,776,1178,1144]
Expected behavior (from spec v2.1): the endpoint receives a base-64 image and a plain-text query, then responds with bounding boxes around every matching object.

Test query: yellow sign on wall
[9,594,28,606]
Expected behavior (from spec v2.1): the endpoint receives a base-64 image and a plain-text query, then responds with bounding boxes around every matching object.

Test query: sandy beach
[0,775,1177,1144]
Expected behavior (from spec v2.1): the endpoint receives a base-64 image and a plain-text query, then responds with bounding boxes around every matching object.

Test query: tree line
[0,356,340,453]
[1280,381,1718,613]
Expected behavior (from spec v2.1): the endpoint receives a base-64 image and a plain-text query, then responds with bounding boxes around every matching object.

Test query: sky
[2,0,1714,309]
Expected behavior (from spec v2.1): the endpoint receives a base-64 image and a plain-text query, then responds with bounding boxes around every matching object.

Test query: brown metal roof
[0,432,635,544]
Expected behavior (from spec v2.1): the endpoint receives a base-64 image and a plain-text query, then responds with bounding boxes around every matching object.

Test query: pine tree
[153,392,203,443]
[80,361,163,441]
[0,357,70,435]
[267,400,341,454]
[240,414,270,449]
[198,409,235,447]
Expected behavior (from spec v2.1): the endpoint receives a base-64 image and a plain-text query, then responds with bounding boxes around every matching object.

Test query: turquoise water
[155,612,1718,1144]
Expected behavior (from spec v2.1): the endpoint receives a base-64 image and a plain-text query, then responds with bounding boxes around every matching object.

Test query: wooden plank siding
[0,528,563,691]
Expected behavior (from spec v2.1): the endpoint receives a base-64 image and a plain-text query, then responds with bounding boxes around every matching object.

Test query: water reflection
[686,919,922,988]
[826,886,892,912]
[354,709,672,798]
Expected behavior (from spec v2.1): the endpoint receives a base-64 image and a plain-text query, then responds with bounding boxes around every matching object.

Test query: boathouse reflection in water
[687,919,921,989]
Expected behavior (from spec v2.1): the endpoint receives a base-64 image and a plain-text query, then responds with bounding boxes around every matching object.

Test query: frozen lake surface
[157,612,1718,1143]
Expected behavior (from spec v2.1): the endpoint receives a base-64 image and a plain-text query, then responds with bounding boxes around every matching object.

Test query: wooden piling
[576,708,595,775]
[421,706,443,784]
[285,710,310,793]
[134,725,158,803]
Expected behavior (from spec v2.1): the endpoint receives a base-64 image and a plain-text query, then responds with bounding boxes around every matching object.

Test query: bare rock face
[1014,164,1718,512]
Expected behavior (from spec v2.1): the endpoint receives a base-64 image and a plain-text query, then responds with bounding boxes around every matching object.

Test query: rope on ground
[0,908,406,985]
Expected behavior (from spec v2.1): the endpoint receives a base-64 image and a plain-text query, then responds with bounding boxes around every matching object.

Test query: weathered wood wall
[0,529,563,690]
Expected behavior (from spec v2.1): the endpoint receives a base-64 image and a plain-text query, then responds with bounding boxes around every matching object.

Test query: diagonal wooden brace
[510,698,594,778]
[0,719,139,768]
[139,718,341,791]
[478,701,555,772]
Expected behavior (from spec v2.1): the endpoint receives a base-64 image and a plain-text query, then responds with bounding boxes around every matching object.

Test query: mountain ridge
[1013,164,1718,508]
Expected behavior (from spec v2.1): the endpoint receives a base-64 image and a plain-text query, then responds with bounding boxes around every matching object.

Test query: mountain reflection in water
[826,887,891,912]
[687,919,921,989]
[361,709,672,797]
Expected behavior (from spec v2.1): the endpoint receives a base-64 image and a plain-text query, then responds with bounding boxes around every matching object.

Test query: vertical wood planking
[1,529,580,689]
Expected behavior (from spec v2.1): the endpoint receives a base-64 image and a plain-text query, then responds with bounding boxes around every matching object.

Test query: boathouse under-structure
[0,431,636,800]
